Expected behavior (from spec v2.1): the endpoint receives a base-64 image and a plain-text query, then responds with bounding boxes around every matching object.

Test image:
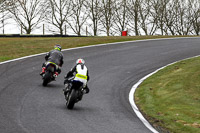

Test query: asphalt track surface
[0,37,200,133]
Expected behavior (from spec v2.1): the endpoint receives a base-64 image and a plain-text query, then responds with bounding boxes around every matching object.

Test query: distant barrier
[0,34,88,37]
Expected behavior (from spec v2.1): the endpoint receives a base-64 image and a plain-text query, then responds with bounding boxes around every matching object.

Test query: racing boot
[40,67,46,75]
[53,72,59,78]
[77,87,88,102]
[82,85,89,94]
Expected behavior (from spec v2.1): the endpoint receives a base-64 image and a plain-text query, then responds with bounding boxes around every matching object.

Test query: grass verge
[135,56,200,133]
[0,35,195,62]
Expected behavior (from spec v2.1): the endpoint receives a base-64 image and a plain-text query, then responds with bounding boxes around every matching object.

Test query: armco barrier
[0,34,88,37]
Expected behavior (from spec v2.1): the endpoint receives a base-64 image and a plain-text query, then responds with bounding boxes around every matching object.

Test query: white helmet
[76,58,85,64]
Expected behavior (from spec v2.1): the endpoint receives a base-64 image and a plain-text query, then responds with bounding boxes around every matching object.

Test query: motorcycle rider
[40,44,64,77]
[63,58,90,96]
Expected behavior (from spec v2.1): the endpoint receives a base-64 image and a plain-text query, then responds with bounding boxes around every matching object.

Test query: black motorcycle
[41,62,58,86]
[64,80,84,109]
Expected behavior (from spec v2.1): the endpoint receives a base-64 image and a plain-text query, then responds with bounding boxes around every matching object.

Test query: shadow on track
[55,103,96,113]
[38,83,63,88]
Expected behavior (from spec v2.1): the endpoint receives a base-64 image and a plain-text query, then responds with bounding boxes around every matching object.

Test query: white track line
[0,37,200,133]
[129,55,200,133]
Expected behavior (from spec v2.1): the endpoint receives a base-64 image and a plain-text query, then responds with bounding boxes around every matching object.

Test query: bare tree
[138,0,158,35]
[45,0,72,35]
[113,0,129,35]
[0,0,10,34]
[0,0,4,13]
[189,0,200,35]
[192,10,200,35]
[150,0,170,35]
[0,0,5,31]
[127,0,141,35]
[8,0,48,34]
[86,0,102,36]
[100,0,116,36]
[172,0,193,35]
[163,1,177,35]
[66,0,88,36]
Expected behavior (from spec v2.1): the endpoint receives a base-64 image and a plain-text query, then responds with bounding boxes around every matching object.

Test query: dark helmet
[76,58,85,65]
[54,44,62,51]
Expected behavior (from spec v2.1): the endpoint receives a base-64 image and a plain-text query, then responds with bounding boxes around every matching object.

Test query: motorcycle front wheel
[66,89,77,109]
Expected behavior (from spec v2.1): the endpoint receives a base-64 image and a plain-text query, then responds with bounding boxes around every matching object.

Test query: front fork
[64,89,83,102]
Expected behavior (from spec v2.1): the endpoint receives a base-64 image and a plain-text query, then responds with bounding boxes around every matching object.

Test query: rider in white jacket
[64,58,90,95]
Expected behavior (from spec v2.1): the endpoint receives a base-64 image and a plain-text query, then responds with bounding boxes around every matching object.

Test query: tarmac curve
[0,37,200,133]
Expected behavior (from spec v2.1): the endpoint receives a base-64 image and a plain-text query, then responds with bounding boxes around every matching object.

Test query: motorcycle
[64,80,84,109]
[41,62,58,86]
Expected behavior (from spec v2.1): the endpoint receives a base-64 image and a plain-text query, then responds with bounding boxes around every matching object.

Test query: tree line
[0,0,200,36]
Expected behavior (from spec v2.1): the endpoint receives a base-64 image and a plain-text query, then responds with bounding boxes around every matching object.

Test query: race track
[0,37,200,133]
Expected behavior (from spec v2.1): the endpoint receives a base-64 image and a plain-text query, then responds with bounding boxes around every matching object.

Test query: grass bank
[135,57,200,133]
[0,35,195,62]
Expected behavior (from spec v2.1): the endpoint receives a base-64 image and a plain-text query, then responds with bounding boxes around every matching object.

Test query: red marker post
[122,31,127,36]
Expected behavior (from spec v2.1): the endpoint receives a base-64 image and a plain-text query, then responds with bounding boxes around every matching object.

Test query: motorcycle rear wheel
[43,71,51,86]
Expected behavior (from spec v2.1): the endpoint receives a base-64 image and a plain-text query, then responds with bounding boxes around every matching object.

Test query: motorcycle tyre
[43,71,51,86]
[66,89,77,109]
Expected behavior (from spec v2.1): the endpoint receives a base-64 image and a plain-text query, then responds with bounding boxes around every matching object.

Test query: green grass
[0,35,195,62]
[135,57,200,133]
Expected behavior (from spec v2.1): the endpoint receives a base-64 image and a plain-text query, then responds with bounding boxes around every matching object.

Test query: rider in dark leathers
[40,45,64,76]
